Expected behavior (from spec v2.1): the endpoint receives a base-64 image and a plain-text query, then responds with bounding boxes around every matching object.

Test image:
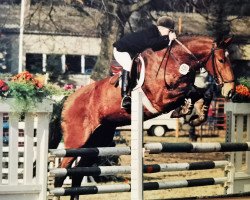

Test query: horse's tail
[48,96,67,149]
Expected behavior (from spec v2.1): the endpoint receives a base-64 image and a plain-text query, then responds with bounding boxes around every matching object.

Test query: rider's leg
[121,70,131,109]
[113,48,132,109]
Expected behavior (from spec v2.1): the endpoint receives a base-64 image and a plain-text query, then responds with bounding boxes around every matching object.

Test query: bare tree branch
[46,2,60,31]
[129,0,151,13]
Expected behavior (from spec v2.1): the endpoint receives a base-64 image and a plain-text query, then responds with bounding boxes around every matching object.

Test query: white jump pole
[131,88,144,200]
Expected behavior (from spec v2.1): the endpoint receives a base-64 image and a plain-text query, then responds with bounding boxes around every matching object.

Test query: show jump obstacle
[1,91,250,200]
[48,89,250,199]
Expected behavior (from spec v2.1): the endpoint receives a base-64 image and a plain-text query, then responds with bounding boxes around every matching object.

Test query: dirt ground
[59,129,248,200]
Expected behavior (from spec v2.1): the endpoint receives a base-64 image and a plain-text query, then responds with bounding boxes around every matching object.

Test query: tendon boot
[189,99,207,126]
[121,70,131,110]
[189,89,213,126]
[170,98,194,118]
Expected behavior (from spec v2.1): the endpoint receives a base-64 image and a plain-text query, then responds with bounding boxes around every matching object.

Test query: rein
[156,39,201,90]
[156,45,172,77]
[174,39,199,62]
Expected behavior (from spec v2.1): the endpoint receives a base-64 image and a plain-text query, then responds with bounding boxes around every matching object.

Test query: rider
[113,16,177,110]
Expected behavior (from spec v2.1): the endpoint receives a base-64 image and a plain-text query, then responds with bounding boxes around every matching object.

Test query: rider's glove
[169,32,177,41]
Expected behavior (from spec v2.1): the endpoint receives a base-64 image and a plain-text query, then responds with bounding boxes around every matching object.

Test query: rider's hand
[169,31,177,41]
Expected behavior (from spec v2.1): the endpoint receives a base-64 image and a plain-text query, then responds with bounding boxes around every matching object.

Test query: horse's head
[203,37,235,98]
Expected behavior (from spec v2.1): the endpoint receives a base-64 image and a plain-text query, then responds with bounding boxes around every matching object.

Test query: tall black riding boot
[121,70,131,110]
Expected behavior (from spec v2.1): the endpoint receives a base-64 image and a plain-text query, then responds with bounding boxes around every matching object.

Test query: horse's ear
[217,36,234,48]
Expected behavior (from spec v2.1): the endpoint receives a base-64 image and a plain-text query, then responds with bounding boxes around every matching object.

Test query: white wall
[23,34,101,55]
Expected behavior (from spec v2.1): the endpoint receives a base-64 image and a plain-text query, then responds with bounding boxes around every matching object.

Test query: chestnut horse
[51,35,235,198]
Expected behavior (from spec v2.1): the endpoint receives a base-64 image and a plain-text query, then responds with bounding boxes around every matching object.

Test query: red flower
[1,85,9,91]
[63,84,74,90]
[0,79,9,93]
[36,82,43,89]
[0,80,5,87]
[236,84,250,97]
[12,71,43,89]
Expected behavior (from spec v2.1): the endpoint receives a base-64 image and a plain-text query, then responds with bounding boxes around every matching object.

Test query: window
[47,54,62,74]
[25,54,98,75]
[85,55,97,74]
[26,53,43,73]
[65,55,81,74]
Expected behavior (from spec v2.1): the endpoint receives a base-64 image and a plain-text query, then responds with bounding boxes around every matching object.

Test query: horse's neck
[143,49,190,91]
[178,37,213,60]
[142,37,213,89]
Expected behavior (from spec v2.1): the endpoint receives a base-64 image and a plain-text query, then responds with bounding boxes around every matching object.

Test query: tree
[70,0,152,80]
[21,0,153,80]
[189,0,250,40]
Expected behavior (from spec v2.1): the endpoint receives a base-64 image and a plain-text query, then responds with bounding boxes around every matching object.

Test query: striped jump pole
[50,160,228,177]
[49,146,131,157]
[145,142,250,154]
[50,177,227,196]
[49,142,250,157]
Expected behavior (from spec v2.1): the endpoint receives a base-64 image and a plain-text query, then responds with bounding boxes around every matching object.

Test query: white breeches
[113,47,132,71]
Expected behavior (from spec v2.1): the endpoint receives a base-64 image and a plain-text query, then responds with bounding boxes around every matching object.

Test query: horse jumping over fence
[49,35,235,200]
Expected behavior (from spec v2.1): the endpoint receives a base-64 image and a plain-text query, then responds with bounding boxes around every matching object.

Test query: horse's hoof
[171,100,194,118]
[189,136,198,142]
[171,107,185,118]
[189,115,207,126]
[70,196,79,200]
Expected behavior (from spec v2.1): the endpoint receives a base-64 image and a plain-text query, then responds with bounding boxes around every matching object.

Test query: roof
[0,4,101,37]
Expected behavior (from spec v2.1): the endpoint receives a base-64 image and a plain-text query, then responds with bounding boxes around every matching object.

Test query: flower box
[0,98,53,113]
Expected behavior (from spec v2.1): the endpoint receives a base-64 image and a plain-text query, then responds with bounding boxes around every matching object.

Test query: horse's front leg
[171,85,206,118]
[189,86,214,126]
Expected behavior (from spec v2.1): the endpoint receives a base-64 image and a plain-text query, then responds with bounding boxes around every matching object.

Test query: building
[0,4,101,85]
[0,3,250,85]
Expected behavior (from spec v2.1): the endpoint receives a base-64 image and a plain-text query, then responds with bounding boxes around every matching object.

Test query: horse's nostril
[228,89,234,99]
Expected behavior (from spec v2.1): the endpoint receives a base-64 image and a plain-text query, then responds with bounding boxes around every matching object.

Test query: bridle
[157,39,234,89]
[206,45,235,86]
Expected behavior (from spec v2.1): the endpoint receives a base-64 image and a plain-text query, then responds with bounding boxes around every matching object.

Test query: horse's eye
[218,59,225,63]
[225,51,229,57]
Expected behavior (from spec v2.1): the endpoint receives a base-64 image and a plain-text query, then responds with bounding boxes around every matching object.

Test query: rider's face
[157,26,170,36]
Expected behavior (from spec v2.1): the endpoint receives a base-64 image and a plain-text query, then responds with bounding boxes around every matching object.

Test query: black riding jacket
[113,25,170,55]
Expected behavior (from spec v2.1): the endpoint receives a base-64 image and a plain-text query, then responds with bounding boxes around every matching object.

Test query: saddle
[109,56,143,92]
[110,60,123,76]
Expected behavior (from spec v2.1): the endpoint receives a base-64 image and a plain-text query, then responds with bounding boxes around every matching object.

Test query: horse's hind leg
[54,158,75,187]
[55,121,96,188]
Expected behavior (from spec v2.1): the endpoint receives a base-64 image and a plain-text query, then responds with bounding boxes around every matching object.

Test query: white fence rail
[0,100,53,200]
[221,102,250,193]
